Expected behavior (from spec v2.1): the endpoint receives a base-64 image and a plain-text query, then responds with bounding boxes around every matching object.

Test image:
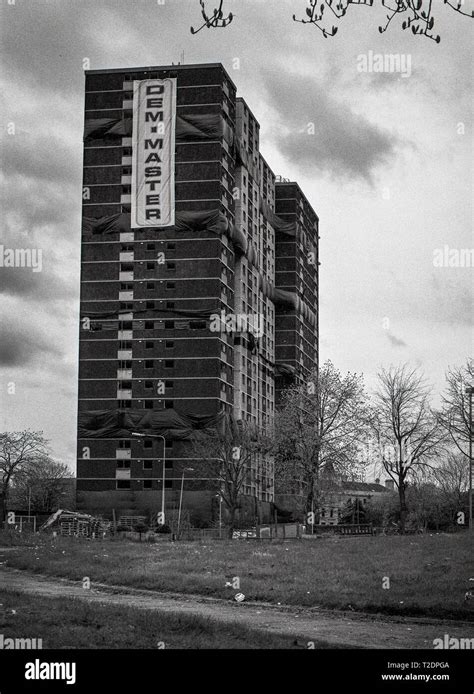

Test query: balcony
[117,350,132,360]
[116,468,131,480]
[119,251,134,262]
[117,389,132,400]
[119,272,133,282]
[120,194,132,204]
[119,291,134,301]
[117,330,133,340]
[123,81,133,90]
[116,449,131,460]
[121,137,132,147]
[117,369,133,380]
[121,175,132,185]
[121,156,132,166]
[120,232,134,243]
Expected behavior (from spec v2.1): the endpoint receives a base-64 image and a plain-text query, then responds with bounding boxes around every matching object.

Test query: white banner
[131,78,176,228]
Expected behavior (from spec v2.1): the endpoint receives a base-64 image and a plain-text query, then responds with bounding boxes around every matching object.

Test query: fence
[3,515,36,533]
[305,523,374,537]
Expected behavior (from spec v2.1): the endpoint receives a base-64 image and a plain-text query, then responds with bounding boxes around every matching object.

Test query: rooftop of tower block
[85,62,237,91]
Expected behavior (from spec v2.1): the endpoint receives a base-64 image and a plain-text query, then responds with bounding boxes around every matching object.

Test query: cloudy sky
[0,0,472,470]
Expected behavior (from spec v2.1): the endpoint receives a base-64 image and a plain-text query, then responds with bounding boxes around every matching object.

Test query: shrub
[155,523,171,534]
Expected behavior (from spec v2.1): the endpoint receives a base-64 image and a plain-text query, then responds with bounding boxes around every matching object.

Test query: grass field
[1,531,473,620]
[0,590,310,649]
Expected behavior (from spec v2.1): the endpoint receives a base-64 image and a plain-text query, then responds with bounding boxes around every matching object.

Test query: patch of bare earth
[1,566,473,649]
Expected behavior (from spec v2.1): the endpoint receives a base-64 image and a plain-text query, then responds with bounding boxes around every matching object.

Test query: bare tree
[438,359,473,459]
[431,451,469,522]
[370,365,445,533]
[192,0,473,42]
[192,416,272,538]
[0,431,51,522]
[11,459,73,515]
[191,0,233,34]
[275,361,368,520]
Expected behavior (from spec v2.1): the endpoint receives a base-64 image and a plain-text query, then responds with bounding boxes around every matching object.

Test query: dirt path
[1,566,472,649]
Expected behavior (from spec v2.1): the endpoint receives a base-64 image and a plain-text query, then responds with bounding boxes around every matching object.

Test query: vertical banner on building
[131,78,176,228]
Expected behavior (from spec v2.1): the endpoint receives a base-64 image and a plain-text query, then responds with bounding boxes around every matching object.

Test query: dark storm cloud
[1,133,81,186]
[0,322,63,367]
[1,175,79,232]
[0,264,76,302]
[386,332,407,348]
[263,69,398,182]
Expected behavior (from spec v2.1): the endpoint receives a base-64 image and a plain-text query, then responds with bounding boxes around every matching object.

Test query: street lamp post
[466,387,473,531]
[131,432,166,525]
[177,467,194,538]
[215,492,223,538]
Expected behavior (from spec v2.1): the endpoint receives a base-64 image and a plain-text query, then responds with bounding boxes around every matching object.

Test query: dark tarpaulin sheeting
[82,210,228,236]
[84,114,233,144]
[234,138,260,183]
[259,198,297,237]
[80,306,219,321]
[83,119,120,140]
[82,213,131,236]
[273,288,298,309]
[78,408,226,440]
[174,209,229,234]
[275,364,296,377]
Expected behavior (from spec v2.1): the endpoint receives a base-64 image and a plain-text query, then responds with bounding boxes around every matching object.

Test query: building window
[164,321,174,330]
[146,301,154,309]
[143,440,153,449]
[145,360,153,369]
[166,302,175,309]
[144,401,154,409]
[166,243,176,250]
[116,480,130,489]
[143,460,153,469]
[145,341,153,349]
[143,480,153,489]
[118,440,130,449]
[147,262,154,270]
[145,380,153,389]
[165,360,174,369]
[116,460,131,469]
[118,400,132,409]
[165,480,173,489]
[145,321,154,330]
[165,400,173,409]
[166,282,175,290]
[166,262,176,271]
[146,243,155,251]
[165,341,174,349]
[147,282,155,290]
